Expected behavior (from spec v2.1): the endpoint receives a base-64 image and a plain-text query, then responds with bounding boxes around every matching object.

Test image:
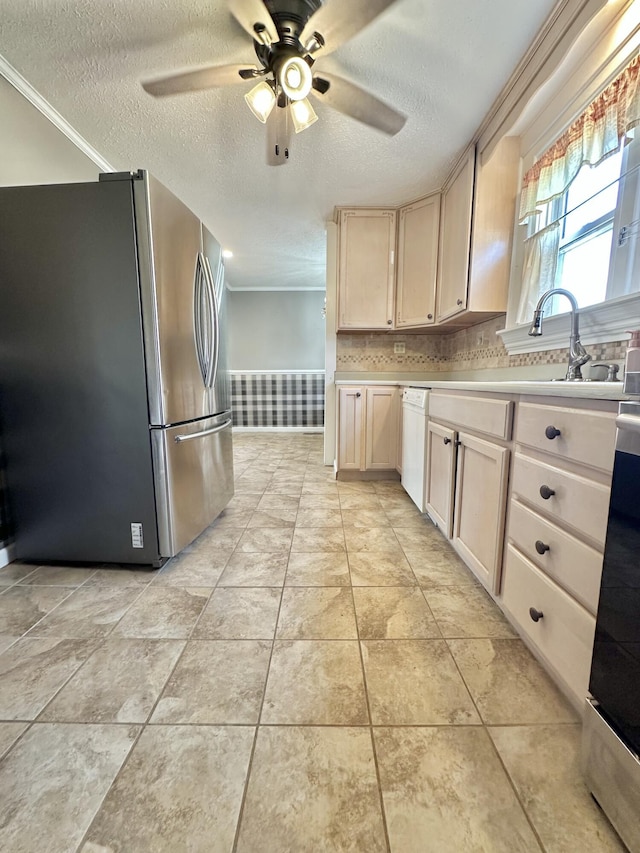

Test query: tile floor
[0,433,627,852]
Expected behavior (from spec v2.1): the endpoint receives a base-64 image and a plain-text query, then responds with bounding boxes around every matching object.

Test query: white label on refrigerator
[131,523,144,549]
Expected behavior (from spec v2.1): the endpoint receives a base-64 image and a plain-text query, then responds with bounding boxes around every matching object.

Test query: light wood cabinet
[425,391,513,593]
[502,395,617,707]
[337,208,396,330]
[337,385,399,473]
[395,194,440,328]
[436,147,475,322]
[436,137,520,326]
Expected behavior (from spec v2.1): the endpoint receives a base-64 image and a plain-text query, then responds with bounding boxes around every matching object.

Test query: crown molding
[0,53,115,173]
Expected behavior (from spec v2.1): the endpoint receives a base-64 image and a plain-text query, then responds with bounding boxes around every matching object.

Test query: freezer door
[134,173,217,425]
[151,413,234,557]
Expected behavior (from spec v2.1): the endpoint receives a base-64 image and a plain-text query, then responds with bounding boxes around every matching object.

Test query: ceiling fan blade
[266,105,291,166]
[142,63,258,97]
[311,73,406,136]
[300,0,400,55]
[229,0,279,46]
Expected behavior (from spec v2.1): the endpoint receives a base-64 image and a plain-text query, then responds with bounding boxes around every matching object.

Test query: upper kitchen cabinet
[436,137,520,326]
[336,208,396,330]
[395,193,440,328]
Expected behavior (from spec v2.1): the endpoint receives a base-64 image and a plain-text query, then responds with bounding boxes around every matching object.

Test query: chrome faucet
[528,288,591,381]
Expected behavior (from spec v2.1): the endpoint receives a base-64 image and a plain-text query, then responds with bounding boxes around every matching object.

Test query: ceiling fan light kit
[141,0,406,164]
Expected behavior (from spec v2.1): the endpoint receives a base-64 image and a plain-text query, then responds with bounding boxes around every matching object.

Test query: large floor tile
[341,508,391,528]
[26,585,140,639]
[85,567,157,587]
[348,551,417,586]
[111,587,210,639]
[404,549,479,588]
[193,587,281,639]
[285,552,351,586]
[217,551,288,586]
[236,527,294,553]
[344,526,402,553]
[0,722,27,759]
[248,507,297,528]
[152,550,229,587]
[339,494,382,511]
[0,635,18,654]
[0,637,98,720]
[262,640,368,725]
[150,640,271,724]
[353,587,441,639]
[361,639,480,725]
[277,588,357,639]
[0,563,39,587]
[424,584,517,638]
[291,527,346,552]
[299,494,341,510]
[18,565,96,586]
[489,724,626,852]
[80,725,254,853]
[39,638,185,723]
[375,726,541,853]
[393,525,449,551]
[0,585,73,634]
[0,722,138,853]
[295,508,343,527]
[257,494,300,512]
[236,726,386,853]
[448,638,577,725]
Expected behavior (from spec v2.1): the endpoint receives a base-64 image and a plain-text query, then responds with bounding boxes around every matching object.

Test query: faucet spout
[528,288,591,380]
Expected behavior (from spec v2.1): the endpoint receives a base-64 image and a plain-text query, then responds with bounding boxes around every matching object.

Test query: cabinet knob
[545,425,561,440]
[455,439,462,447]
[535,540,550,555]
[456,299,464,306]
[529,607,544,623]
[355,392,361,398]
[387,319,392,325]
[539,485,555,500]
[443,437,451,445]
[427,313,433,320]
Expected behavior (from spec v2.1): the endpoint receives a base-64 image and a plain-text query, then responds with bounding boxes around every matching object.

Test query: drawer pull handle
[539,485,555,500]
[427,313,433,320]
[545,425,562,440]
[535,540,550,555]
[529,607,544,623]
[443,437,451,445]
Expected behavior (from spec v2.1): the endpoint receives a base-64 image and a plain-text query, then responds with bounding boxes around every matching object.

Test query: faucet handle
[591,363,620,382]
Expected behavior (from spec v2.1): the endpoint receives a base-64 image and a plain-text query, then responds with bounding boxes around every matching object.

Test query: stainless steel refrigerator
[0,170,233,567]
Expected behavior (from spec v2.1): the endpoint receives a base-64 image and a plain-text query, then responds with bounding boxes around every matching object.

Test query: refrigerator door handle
[193,252,209,385]
[203,256,219,390]
[174,418,232,443]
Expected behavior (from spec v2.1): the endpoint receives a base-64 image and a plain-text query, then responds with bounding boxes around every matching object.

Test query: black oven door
[589,404,640,756]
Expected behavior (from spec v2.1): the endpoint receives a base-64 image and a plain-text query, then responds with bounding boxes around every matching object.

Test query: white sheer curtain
[519,54,640,223]
[517,222,561,324]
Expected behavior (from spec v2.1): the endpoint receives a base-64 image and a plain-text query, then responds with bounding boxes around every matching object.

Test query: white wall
[227,290,325,370]
[0,75,100,186]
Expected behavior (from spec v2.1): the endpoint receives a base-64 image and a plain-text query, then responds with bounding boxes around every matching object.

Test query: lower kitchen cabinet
[425,391,513,594]
[337,385,399,474]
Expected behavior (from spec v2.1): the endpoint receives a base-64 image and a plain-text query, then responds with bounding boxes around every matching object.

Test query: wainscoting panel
[230,371,325,428]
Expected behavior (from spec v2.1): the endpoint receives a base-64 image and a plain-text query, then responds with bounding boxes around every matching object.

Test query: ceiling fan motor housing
[261,0,323,49]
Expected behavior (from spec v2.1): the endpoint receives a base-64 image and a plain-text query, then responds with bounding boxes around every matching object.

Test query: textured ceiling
[0,0,559,290]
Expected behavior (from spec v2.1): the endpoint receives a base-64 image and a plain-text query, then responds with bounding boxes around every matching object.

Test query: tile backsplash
[337,316,627,374]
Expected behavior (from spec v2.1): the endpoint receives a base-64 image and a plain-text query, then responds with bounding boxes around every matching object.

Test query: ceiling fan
[141,0,406,165]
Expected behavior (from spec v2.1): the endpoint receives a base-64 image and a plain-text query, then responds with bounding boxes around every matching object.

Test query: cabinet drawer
[517,402,616,473]
[502,544,596,705]
[511,452,610,546]
[429,393,513,440]
[508,499,603,614]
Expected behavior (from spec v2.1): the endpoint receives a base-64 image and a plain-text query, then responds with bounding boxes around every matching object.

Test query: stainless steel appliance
[0,170,233,567]
[583,400,640,852]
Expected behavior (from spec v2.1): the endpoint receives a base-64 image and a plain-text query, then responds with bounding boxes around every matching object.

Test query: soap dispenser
[624,330,640,395]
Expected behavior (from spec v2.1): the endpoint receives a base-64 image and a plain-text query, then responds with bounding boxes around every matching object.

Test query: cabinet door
[425,421,457,538]
[337,387,363,470]
[396,194,440,327]
[337,209,396,329]
[365,386,399,470]
[453,431,509,594]
[436,147,475,322]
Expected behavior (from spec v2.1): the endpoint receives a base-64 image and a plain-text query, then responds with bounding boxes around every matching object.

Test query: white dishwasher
[401,387,429,511]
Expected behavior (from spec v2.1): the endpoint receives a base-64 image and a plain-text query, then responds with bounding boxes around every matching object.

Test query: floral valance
[519,53,640,223]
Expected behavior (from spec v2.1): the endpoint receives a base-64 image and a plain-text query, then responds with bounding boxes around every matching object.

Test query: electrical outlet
[476,332,484,347]
[394,342,406,354]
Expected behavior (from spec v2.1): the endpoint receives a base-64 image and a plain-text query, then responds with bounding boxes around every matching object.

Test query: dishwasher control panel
[402,387,428,409]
